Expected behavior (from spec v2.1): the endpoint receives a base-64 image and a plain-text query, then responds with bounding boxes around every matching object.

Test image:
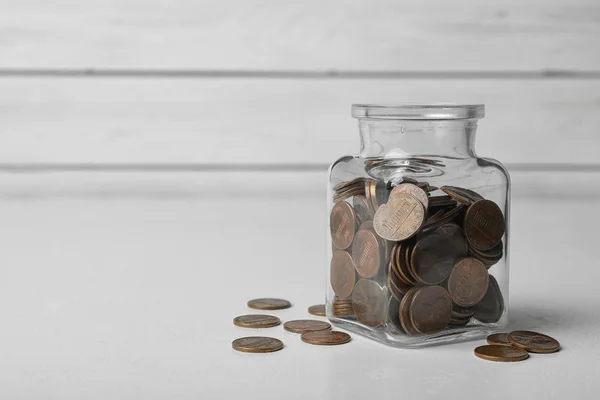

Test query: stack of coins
[330,178,506,336]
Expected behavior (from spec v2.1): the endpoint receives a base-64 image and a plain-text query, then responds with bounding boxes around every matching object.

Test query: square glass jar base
[328,315,507,348]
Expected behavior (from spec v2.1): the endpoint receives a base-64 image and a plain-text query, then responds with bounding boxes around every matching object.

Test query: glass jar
[327,104,510,347]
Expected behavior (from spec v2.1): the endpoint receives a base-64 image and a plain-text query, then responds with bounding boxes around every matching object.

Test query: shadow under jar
[327,104,510,348]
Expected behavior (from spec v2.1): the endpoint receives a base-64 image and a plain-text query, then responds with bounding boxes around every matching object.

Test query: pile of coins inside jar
[329,177,506,335]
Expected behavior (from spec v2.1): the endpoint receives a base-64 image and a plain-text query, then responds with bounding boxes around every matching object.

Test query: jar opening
[351,103,485,120]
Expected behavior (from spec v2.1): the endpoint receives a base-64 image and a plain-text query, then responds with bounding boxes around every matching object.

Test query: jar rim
[351,103,485,120]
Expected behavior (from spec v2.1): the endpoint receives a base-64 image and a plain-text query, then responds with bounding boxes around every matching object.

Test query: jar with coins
[328,104,509,347]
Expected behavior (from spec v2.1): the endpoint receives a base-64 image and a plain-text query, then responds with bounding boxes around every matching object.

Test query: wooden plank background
[0,0,598,168]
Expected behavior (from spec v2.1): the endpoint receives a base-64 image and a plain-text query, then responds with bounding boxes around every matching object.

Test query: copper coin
[308,304,326,317]
[399,288,420,335]
[441,186,484,206]
[232,337,284,353]
[233,314,281,328]
[352,279,387,327]
[447,258,489,307]
[247,298,292,310]
[359,220,374,231]
[410,286,452,334]
[437,223,468,257]
[301,330,351,345]
[474,275,504,323]
[508,331,560,353]
[284,319,332,334]
[487,333,511,346]
[374,193,425,241]
[390,183,429,210]
[474,345,528,362]
[464,200,505,251]
[351,229,381,278]
[410,234,456,285]
[333,177,365,192]
[422,204,464,233]
[353,195,373,224]
[366,180,379,212]
[330,251,356,299]
[387,296,403,332]
[429,195,458,208]
[330,201,357,250]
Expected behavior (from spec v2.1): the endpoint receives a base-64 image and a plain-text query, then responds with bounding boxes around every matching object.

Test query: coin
[447,258,489,307]
[308,304,326,317]
[351,229,381,278]
[464,200,505,251]
[429,195,458,208]
[437,223,468,257]
[232,337,284,353]
[330,251,356,299]
[330,201,357,250]
[333,177,365,192]
[247,298,292,310]
[233,314,281,328]
[508,331,560,353]
[410,286,452,334]
[487,333,511,346]
[352,279,387,327]
[284,319,332,334]
[353,195,373,224]
[474,275,504,323]
[410,234,456,285]
[399,288,420,335]
[359,220,374,231]
[373,193,425,241]
[387,296,403,332]
[301,330,352,345]
[422,204,464,233]
[474,345,528,362]
[390,183,429,210]
[332,297,355,317]
[441,186,484,206]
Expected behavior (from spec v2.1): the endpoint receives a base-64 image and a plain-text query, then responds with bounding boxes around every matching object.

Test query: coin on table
[330,201,357,250]
[390,183,429,210]
[447,258,489,307]
[330,251,356,299]
[464,199,505,251]
[508,331,560,353]
[233,314,281,328]
[351,229,382,278]
[474,345,528,362]
[308,304,326,317]
[352,279,387,327]
[301,330,351,346]
[474,275,504,323]
[410,233,456,285]
[284,319,332,334]
[410,285,452,334]
[247,298,292,310]
[373,193,425,241]
[487,333,511,346]
[232,337,284,353]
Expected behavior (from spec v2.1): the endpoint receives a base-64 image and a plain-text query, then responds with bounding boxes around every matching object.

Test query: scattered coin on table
[486,333,511,346]
[474,345,529,362]
[508,330,560,353]
[233,314,281,329]
[283,320,332,334]
[232,337,284,353]
[247,298,292,310]
[308,304,326,317]
[301,330,352,346]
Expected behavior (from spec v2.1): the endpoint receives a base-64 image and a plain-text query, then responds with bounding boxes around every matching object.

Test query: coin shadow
[508,303,590,335]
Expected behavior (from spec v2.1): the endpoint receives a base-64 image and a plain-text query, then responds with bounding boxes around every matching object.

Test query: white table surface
[0,170,598,399]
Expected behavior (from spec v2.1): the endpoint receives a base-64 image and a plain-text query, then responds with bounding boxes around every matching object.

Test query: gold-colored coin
[308,304,326,317]
[486,333,511,346]
[247,298,292,310]
[301,330,351,346]
[373,193,424,241]
[283,319,332,334]
[232,337,284,353]
[233,314,281,328]
[474,345,529,362]
[508,330,560,353]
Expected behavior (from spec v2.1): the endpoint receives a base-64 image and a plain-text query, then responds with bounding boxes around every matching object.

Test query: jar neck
[358,119,478,159]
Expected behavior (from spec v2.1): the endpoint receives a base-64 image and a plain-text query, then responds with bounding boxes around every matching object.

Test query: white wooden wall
[0,0,598,169]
